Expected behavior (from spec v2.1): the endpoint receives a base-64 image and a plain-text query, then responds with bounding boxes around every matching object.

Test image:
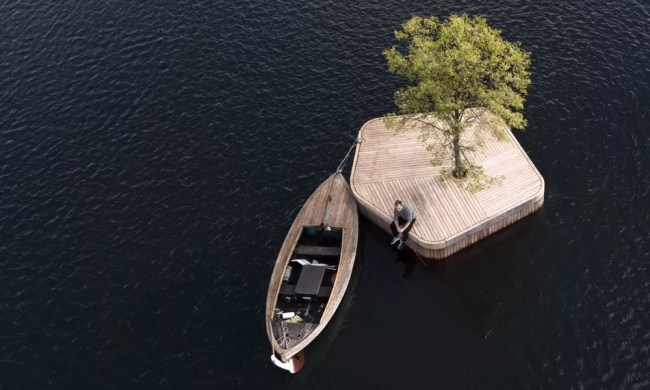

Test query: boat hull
[265,173,358,368]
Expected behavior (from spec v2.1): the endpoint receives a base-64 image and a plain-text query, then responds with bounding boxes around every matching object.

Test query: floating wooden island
[350,111,545,260]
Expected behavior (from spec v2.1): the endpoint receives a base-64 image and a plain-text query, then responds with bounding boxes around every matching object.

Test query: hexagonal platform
[350,112,545,260]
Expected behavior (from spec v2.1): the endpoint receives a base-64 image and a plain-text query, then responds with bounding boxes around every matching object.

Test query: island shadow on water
[382,209,541,271]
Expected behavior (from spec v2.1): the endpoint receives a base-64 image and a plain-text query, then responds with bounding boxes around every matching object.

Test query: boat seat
[317,286,332,298]
[280,284,296,296]
[294,246,341,257]
[290,259,311,266]
[291,258,337,272]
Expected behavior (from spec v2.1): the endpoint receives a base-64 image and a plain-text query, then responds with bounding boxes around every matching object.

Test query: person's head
[394,200,403,212]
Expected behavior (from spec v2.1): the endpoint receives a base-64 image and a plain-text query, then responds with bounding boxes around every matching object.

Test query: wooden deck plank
[405,178,442,240]
[420,178,457,237]
[429,178,462,238]
[435,179,470,234]
[440,179,475,229]
[413,178,440,239]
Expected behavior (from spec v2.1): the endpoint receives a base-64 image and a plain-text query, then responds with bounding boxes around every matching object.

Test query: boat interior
[272,225,343,350]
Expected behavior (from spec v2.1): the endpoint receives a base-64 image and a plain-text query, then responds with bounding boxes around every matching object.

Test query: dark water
[1,0,649,389]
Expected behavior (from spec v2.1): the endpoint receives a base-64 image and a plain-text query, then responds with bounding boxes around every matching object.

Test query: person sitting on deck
[390,200,416,250]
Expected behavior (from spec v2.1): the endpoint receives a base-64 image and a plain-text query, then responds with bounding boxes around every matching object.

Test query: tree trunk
[451,123,467,179]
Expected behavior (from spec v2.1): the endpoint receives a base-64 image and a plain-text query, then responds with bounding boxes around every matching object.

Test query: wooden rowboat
[265,172,358,373]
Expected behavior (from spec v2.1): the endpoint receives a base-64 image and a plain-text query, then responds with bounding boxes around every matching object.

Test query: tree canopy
[384,14,531,184]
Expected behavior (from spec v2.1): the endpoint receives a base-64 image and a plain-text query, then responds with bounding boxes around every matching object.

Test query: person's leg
[389,221,399,237]
[390,217,407,236]
[402,218,416,241]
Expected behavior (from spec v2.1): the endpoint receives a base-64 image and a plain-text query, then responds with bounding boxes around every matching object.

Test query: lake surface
[1,0,649,389]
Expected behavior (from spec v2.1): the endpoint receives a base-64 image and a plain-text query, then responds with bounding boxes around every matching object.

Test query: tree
[384,14,531,183]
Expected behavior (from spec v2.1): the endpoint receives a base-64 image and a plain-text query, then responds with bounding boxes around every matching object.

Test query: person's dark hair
[394,200,403,206]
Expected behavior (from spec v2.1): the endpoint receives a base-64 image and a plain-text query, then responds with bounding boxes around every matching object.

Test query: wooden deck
[350,111,544,259]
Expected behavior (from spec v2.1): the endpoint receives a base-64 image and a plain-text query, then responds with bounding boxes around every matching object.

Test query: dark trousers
[390,217,416,241]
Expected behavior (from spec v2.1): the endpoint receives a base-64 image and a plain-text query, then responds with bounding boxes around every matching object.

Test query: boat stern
[270,352,305,374]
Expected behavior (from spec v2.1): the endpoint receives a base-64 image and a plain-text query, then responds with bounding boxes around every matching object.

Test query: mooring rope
[335,137,362,174]
[318,136,362,226]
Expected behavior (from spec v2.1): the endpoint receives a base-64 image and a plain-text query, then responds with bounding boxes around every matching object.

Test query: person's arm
[398,206,413,233]
[398,219,411,233]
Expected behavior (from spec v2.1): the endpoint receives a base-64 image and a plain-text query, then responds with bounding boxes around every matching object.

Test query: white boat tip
[271,353,305,373]
[270,354,296,373]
